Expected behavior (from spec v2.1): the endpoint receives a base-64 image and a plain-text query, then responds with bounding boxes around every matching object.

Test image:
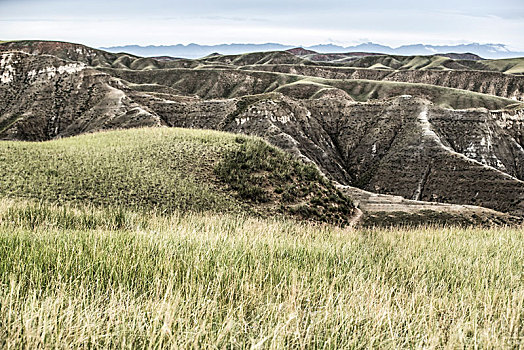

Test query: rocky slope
[0,41,199,70]
[2,41,524,225]
[0,51,162,141]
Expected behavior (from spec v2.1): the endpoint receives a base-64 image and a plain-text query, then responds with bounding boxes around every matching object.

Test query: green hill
[332,54,524,74]
[481,57,524,74]
[0,128,354,225]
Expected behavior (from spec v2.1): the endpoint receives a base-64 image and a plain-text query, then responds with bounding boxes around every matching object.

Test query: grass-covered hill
[320,54,524,74]
[481,57,524,75]
[0,127,354,225]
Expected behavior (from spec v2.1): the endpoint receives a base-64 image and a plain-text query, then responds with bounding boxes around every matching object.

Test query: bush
[215,137,355,225]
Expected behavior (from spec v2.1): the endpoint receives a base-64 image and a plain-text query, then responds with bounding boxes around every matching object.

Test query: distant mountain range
[101,42,524,59]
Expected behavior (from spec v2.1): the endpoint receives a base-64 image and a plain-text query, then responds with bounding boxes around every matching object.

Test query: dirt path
[348,207,363,228]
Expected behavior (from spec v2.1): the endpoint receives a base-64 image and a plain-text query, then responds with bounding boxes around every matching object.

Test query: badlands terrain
[1,40,524,348]
[1,40,524,226]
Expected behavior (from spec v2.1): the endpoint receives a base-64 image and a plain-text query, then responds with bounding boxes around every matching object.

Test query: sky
[1,0,523,50]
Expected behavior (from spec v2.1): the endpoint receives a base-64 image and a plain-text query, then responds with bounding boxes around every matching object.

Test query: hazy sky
[1,0,523,50]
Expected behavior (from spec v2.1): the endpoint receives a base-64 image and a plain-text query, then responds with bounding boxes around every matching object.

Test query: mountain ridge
[101,42,524,59]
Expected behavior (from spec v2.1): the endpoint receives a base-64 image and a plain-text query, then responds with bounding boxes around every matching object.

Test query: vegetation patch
[361,210,520,228]
[483,57,524,75]
[0,128,239,214]
[0,199,151,231]
[215,137,354,225]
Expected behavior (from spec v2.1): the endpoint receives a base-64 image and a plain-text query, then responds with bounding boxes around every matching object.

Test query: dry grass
[0,199,522,348]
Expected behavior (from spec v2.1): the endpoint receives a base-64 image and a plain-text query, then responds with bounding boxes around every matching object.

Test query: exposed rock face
[0,41,198,70]
[0,52,162,140]
[2,41,524,224]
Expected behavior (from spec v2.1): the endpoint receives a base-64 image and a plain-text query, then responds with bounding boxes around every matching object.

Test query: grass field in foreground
[0,200,522,348]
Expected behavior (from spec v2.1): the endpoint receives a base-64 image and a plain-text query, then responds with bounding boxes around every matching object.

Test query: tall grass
[0,200,522,348]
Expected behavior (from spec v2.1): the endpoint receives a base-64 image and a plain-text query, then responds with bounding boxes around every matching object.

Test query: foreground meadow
[0,200,522,348]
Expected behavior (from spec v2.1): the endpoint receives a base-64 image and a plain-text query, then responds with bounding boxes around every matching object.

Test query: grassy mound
[0,200,522,348]
[328,79,515,110]
[336,54,524,75]
[0,127,354,225]
[482,57,524,74]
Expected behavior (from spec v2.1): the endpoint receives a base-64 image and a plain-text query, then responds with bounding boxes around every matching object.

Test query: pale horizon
[1,0,523,51]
